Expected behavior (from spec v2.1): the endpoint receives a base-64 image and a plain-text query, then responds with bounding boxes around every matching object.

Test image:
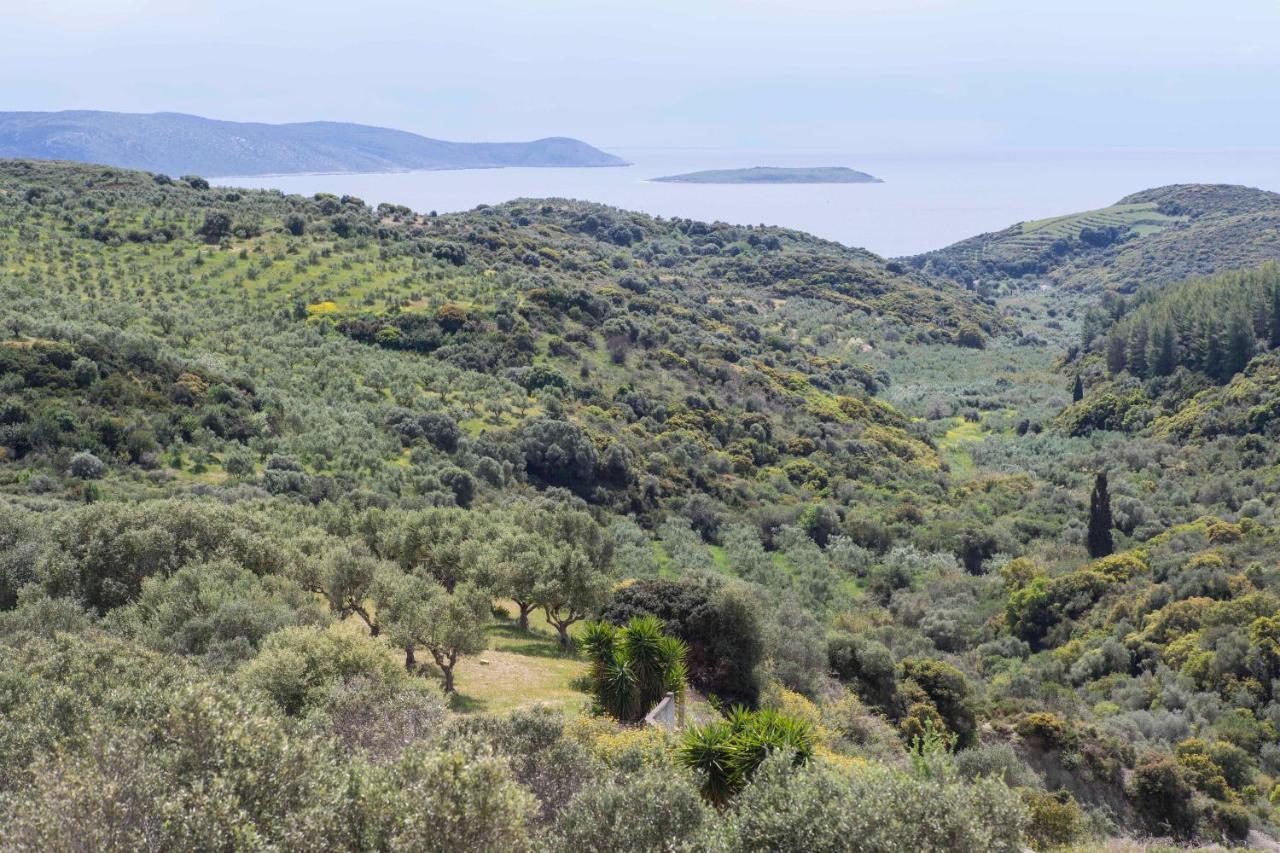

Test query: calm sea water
[216,148,1280,257]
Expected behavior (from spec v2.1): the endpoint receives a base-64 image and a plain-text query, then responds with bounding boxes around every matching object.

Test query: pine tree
[1226,310,1255,377]
[1087,472,1114,559]
[1150,322,1177,377]
[1071,374,1084,402]
[1269,285,1280,350]
[1203,321,1225,382]
[1127,322,1149,379]
[1106,334,1127,375]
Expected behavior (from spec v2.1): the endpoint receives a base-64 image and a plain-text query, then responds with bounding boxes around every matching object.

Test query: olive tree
[375,568,490,693]
[529,507,615,649]
[294,540,389,636]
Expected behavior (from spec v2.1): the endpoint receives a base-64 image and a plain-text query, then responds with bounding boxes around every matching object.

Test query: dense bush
[601,576,764,703]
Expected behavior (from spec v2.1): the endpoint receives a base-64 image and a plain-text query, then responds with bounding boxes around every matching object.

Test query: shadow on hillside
[449,692,488,713]
[486,622,576,660]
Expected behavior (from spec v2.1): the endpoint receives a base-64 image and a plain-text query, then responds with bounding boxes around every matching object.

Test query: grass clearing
[448,601,591,715]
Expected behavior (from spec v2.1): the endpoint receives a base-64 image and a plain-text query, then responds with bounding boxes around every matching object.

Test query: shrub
[552,769,709,853]
[899,658,978,747]
[1203,799,1251,842]
[1020,789,1085,850]
[358,744,537,852]
[39,500,290,612]
[238,623,407,716]
[827,632,897,709]
[954,742,1038,787]
[708,755,1028,852]
[2,686,357,850]
[111,559,330,665]
[67,450,106,479]
[517,417,598,489]
[678,707,815,803]
[1128,752,1198,838]
[1015,712,1076,752]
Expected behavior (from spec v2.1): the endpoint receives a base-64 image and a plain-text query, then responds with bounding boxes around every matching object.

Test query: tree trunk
[353,605,379,637]
[517,601,534,632]
[431,649,457,693]
[544,607,576,651]
[404,645,416,671]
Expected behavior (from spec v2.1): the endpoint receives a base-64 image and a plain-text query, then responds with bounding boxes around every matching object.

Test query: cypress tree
[1071,374,1084,402]
[1087,472,1114,559]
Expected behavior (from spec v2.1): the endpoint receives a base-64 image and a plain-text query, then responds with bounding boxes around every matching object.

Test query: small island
[651,166,883,184]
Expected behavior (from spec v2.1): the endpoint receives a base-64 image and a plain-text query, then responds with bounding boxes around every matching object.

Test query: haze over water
[218,147,1280,257]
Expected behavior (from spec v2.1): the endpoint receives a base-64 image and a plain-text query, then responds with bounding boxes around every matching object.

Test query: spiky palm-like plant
[578,620,617,681]
[677,721,738,805]
[580,616,687,722]
[677,707,815,803]
[600,652,639,720]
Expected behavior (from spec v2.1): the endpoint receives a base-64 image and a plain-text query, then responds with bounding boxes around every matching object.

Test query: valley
[3,158,1280,849]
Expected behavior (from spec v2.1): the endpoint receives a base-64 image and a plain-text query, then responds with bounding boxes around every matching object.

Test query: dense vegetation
[911,184,1280,295]
[4,158,1280,850]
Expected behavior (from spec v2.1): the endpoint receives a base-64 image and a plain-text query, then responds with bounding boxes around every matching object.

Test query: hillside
[652,166,883,184]
[5,159,1280,848]
[0,110,628,176]
[910,183,1280,294]
[0,158,1002,526]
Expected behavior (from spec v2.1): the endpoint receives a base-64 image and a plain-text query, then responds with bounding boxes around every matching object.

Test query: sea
[214,147,1280,258]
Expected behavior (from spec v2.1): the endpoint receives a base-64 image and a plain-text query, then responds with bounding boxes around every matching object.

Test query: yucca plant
[677,707,815,804]
[580,616,687,722]
[677,721,738,805]
[578,620,618,681]
[599,652,639,720]
[621,615,667,706]
[727,708,815,784]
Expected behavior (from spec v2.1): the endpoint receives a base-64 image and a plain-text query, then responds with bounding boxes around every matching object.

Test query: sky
[3,0,1278,151]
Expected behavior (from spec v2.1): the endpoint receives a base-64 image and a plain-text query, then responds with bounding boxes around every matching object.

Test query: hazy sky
[4,0,1278,151]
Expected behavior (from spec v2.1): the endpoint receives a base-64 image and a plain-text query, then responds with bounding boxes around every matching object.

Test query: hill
[652,166,882,184]
[5,159,1280,848]
[0,110,628,176]
[909,183,1280,294]
[0,158,998,528]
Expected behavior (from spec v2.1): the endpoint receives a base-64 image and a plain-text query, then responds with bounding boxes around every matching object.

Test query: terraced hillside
[910,183,1280,293]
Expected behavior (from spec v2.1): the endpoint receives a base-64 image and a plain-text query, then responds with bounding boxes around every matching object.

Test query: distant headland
[0,110,628,177]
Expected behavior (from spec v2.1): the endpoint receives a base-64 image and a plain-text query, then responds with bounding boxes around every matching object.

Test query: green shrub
[1015,712,1076,752]
[1129,752,1198,838]
[707,754,1028,852]
[1020,789,1086,850]
[678,707,815,803]
[552,769,709,853]
[238,623,407,716]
